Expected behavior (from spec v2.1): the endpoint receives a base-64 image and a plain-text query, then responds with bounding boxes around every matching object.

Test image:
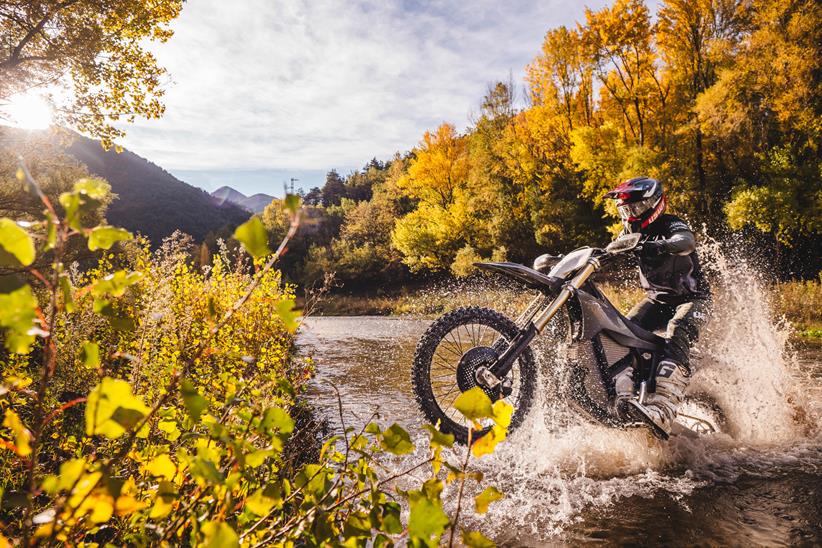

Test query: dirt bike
[411,232,722,444]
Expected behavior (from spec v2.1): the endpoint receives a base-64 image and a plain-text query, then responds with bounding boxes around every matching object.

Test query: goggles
[617,195,659,221]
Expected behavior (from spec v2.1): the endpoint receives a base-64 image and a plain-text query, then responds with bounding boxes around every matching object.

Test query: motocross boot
[626,360,689,439]
[612,366,635,419]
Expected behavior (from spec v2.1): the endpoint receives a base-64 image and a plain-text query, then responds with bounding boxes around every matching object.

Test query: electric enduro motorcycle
[411,232,721,444]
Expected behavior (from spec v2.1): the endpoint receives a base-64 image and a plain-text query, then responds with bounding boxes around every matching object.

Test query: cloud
[117,0,613,193]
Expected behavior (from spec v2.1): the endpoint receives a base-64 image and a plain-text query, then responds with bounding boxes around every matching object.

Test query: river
[297,313,821,546]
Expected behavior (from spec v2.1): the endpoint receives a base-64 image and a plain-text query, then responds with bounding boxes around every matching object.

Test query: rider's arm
[660,230,696,256]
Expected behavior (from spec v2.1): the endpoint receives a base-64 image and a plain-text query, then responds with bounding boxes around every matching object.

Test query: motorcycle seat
[473,262,563,292]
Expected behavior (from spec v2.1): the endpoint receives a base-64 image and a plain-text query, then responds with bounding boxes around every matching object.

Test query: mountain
[210,186,274,213]
[212,185,248,206]
[58,132,251,243]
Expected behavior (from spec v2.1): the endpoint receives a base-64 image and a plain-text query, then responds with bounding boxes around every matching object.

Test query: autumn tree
[392,123,483,272]
[0,0,183,148]
[696,0,821,262]
[527,26,593,131]
[656,0,743,210]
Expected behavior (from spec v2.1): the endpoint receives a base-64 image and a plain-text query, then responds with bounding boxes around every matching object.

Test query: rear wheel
[411,306,537,444]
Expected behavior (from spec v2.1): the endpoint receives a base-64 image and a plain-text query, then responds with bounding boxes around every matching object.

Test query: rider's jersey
[634,214,711,304]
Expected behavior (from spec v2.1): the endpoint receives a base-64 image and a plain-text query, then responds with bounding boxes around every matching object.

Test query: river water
[297,314,821,546]
[296,247,822,546]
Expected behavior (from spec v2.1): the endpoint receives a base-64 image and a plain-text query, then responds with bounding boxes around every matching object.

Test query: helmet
[604,177,666,232]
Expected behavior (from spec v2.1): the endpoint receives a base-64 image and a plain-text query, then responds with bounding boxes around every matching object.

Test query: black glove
[640,240,666,259]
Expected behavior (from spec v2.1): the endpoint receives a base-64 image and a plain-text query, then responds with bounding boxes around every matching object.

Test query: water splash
[454,238,821,541]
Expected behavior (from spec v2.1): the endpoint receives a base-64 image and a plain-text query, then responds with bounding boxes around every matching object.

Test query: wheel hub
[456,346,500,399]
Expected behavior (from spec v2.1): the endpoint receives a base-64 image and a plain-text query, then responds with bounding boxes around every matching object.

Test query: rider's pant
[626,297,711,372]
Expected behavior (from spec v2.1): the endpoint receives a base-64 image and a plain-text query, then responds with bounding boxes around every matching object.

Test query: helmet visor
[617,196,658,221]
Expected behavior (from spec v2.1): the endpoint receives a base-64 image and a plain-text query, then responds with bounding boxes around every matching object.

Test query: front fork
[486,258,601,382]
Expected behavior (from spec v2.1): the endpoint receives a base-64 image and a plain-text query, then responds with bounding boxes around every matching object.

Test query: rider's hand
[640,240,666,259]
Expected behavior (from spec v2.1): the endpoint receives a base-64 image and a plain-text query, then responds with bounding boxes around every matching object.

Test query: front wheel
[411,306,537,444]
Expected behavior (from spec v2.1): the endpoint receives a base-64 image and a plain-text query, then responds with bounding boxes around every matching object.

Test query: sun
[2,93,53,130]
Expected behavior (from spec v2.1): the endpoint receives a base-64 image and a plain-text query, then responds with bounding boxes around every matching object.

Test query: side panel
[575,290,659,350]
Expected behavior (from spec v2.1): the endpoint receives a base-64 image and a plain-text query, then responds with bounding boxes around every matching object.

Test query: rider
[605,177,711,438]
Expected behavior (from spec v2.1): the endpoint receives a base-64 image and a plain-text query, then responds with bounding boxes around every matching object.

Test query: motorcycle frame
[479,254,667,417]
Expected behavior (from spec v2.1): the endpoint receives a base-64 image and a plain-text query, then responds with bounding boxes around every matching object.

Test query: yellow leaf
[115,494,146,516]
[3,409,32,456]
[144,454,177,481]
[471,425,506,458]
[85,377,149,438]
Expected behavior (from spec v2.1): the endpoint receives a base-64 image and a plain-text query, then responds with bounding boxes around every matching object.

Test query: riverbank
[314,278,822,342]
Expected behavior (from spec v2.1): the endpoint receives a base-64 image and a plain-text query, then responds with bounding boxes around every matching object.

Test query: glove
[640,240,666,259]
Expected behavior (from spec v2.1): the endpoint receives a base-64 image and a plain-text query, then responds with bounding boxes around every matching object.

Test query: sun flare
[3,93,53,130]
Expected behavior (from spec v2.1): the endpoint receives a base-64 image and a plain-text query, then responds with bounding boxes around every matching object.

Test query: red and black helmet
[604,176,666,232]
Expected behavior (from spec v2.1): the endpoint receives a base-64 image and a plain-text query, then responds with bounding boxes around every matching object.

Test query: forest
[269,0,820,290]
[0,0,819,545]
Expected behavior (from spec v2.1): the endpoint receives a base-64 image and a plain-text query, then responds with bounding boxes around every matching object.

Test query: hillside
[62,132,251,243]
[211,185,274,213]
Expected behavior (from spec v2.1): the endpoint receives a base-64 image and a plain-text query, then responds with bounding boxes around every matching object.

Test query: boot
[626,360,689,439]
[612,366,635,419]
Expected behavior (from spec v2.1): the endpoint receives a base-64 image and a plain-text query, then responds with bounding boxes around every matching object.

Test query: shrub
[0,167,512,546]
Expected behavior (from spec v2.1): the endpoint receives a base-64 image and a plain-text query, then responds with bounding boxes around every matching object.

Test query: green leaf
[370,501,403,534]
[74,178,110,200]
[380,423,414,455]
[85,377,149,438]
[474,486,503,514]
[233,216,271,258]
[408,494,449,543]
[453,387,493,421]
[91,270,143,298]
[343,511,372,538]
[200,521,239,548]
[44,215,57,252]
[58,192,82,230]
[59,275,75,313]
[462,530,496,548]
[275,299,301,332]
[294,464,331,500]
[0,279,38,354]
[283,193,301,215]
[245,486,281,516]
[189,456,224,484]
[259,406,294,435]
[0,218,35,267]
[424,423,454,448]
[181,379,208,422]
[80,341,100,369]
[245,449,274,467]
[88,226,132,251]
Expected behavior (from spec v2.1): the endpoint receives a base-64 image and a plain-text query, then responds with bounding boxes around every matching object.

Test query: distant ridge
[1,128,251,243]
[210,186,274,213]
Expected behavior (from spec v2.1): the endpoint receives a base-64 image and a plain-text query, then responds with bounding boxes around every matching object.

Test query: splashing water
[300,239,822,544]
[452,238,821,541]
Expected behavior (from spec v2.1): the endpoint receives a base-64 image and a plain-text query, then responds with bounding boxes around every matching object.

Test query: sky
[118,0,617,196]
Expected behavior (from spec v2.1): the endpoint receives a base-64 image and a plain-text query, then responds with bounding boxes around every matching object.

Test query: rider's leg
[615,298,673,414]
[664,298,710,372]
[627,299,710,437]
[626,297,671,331]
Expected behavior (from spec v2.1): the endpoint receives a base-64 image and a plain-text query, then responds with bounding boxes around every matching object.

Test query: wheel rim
[428,320,523,430]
